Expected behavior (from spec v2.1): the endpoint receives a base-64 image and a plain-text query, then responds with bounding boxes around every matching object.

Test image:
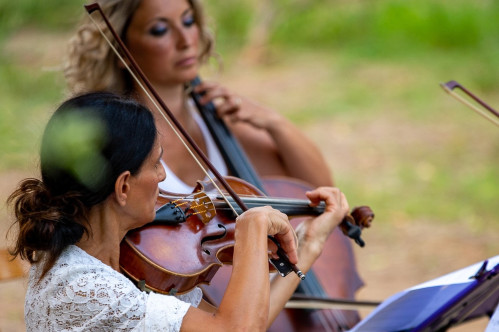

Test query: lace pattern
[25,245,202,331]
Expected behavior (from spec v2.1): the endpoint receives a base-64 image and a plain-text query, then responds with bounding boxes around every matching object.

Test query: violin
[120,176,374,295]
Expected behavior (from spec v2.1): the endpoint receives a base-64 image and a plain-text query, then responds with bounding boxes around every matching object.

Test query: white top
[25,245,202,331]
[159,101,228,194]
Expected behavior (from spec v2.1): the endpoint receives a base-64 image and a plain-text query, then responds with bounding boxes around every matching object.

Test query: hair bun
[9,178,87,254]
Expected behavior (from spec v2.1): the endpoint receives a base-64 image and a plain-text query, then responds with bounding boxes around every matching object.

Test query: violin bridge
[190,192,216,224]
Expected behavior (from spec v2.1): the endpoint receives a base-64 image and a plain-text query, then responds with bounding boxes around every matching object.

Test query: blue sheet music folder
[349,255,499,332]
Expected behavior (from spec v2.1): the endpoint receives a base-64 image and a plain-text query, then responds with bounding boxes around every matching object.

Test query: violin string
[171,200,188,207]
[86,11,240,218]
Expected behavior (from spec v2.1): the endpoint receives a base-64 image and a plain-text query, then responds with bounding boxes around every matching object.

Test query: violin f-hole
[201,224,227,255]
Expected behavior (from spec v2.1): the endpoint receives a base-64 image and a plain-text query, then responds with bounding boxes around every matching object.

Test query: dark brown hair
[8,91,157,280]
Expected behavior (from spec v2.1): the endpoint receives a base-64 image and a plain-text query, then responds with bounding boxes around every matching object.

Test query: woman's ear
[115,171,132,206]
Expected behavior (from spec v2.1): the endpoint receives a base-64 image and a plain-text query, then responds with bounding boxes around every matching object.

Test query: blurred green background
[1,0,497,230]
[0,0,498,330]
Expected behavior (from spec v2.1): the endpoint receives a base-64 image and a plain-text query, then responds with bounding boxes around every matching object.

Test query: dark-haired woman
[8,92,350,331]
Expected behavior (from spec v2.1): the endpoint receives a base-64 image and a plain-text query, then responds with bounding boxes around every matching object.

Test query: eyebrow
[150,8,193,24]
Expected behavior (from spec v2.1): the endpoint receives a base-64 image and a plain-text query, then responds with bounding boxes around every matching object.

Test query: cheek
[191,28,201,53]
[128,38,173,72]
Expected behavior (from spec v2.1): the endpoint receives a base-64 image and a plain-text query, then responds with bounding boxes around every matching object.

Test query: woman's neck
[76,203,124,271]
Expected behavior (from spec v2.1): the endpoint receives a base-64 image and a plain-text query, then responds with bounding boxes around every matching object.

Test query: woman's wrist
[296,235,324,271]
[264,112,291,135]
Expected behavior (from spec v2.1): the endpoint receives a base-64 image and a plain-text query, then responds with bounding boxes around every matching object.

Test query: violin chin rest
[153,202,186,225]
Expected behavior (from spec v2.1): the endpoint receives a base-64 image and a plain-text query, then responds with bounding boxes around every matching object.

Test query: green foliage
[0,54,63,170]
[204,0,253,52]
[267,0,499,54]
[0,0,83,41]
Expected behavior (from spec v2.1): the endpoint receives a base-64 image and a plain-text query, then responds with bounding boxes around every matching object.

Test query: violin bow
[84,3,304,279]
[285,294,380,311]
[440,80,499,127]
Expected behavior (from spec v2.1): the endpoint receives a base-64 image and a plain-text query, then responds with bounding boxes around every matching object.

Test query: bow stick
[440,80,499,127]
[84,3,304,279]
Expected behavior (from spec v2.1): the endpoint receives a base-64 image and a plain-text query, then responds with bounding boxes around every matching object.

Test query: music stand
[349,256,499,332]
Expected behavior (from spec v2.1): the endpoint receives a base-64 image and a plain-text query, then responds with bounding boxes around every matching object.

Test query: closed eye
[183,14,195,28]
[149,21,169,37]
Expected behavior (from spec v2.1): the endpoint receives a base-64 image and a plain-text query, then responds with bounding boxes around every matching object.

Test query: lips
[176,56,196,67]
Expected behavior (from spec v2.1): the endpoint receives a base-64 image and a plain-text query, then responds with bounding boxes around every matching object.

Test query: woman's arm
[194,82,334,187]
[266,187,349,326]
[180,206,298,332]
[235,112,333,187]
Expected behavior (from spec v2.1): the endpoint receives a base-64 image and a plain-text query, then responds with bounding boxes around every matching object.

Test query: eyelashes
[148,15,195,37]
[183,15,195,27]
[149,25,168,36]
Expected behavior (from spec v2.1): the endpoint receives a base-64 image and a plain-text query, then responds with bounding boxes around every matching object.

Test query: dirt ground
[1,29,497,331]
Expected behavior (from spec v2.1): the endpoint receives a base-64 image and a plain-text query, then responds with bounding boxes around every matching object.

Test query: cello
[189,77,370,331]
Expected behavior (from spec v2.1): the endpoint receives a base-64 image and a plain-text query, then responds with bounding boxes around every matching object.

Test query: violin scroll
[350,206,375,229]
[339,206,375,247]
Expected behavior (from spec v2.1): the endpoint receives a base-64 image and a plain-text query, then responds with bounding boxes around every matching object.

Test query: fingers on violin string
[339,191,350,213]
[307,187,341,206]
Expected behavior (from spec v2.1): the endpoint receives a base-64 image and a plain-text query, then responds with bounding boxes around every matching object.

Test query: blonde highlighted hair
[64,0,214,95]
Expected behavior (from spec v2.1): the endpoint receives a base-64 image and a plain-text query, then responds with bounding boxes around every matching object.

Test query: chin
[181,65,199,80]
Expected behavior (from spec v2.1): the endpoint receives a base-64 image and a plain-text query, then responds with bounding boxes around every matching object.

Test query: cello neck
[189,77,267,191]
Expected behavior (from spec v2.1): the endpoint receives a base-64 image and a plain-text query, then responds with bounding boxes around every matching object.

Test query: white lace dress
[25,245,202,331]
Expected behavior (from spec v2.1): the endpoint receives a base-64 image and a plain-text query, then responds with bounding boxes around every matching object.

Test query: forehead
[133,0,192,21]
[151,137,162,158]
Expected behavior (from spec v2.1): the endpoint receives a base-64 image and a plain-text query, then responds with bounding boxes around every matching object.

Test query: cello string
[86,11,240,217]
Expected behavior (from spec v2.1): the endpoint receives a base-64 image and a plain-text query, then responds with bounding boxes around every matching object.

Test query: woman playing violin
[64,0,363,308]
[8,92,350,331]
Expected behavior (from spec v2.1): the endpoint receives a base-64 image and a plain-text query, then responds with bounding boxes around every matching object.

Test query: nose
[175,27,191,49]
[158,161,167,183]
